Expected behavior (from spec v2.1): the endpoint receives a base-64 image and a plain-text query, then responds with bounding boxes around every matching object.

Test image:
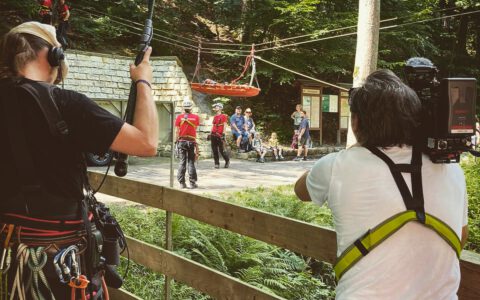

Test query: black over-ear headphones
[47,47,65,67]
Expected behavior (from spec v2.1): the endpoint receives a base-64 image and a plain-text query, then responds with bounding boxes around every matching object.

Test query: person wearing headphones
[210,102,230,169]
[0,22,158,298]
[175,97,200,188]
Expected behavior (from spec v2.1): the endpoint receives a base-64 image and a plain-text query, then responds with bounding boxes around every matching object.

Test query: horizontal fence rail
[89,172,480,300]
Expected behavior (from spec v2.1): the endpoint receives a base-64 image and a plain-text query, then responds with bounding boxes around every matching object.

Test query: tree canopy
[2,0,479,141]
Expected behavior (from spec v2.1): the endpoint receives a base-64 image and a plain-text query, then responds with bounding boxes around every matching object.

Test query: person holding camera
[294,70,468,299]
[210,102,230,169]
[0,22,158,298]
[175,98,200,189]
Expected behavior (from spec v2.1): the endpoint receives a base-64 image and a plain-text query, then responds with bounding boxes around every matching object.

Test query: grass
[109,186,336,300]
[461,157,480,253]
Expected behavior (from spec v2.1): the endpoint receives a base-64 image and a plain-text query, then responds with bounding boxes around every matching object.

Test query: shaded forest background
[1,0,479,142]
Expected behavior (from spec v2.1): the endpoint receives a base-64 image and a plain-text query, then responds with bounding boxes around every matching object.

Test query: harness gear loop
[333,145,461,281]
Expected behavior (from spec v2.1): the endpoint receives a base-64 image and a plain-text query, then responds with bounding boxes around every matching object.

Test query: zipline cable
[254,17,397,47]
[254,5,460,46]
[254,56,348,91]
[77,6,480,54]
[79,5,470,50]
[76,9,251,53]
[75,8,198,49]
[75,15,199,52]
[76,7,480,55]
[255,9,480,52]
[78,7,252,47]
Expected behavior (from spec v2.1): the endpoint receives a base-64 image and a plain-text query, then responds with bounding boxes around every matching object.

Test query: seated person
[252,133,267,163]
[268,132,284,160]
[230,106,248,152]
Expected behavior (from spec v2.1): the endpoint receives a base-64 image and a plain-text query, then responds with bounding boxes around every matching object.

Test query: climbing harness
[333,145,462,281]
[190,43,261,97]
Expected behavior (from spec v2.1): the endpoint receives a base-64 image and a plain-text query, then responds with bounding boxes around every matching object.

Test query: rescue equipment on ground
[190,43,260,97]
[333,145,462,281]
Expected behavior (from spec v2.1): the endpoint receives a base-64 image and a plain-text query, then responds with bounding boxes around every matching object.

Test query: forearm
[132,84,158,151]
[294,171,312,202]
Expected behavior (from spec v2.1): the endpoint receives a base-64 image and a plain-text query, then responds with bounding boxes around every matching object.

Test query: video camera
[404,57,478,163]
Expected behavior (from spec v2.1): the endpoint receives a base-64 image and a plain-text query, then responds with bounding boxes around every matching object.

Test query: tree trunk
[456,15,469,56]
[240,0,250,43]
[346,0,380,147]
[475,17,480,63]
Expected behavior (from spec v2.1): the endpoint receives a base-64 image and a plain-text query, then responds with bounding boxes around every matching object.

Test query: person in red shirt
[38,0,53,24]
[175,98,200,189]
[210,102,230,169]
[56,0,70,48]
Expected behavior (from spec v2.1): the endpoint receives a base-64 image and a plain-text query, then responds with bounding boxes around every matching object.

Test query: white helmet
[182,96,193,109]
[212,103,223,110]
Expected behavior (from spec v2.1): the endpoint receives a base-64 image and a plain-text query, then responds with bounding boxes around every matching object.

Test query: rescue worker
[38,0,53,25]
[294,70,468,299]
[210,102,230,169]
[175,97,200,189]
[0,22,158,298]
[56,0,70,49]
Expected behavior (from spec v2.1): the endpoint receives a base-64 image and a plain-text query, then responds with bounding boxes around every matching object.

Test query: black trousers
[56,21,69,48]
[177,141,197,184]
[211,135,229,165]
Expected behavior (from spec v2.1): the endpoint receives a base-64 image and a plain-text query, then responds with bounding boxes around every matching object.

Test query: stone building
[63,50,214,157]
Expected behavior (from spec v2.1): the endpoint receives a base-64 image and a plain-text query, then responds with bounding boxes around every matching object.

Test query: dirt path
[90,156,317,202]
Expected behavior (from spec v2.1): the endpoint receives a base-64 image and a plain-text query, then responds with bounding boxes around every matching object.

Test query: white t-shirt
[307,146,468,300]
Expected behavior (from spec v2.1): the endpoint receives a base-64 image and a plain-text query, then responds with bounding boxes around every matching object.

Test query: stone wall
[62,50,215,157]
[63,50,191,102]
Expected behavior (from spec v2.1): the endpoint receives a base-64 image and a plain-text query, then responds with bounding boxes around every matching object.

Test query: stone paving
[89,156,318,202]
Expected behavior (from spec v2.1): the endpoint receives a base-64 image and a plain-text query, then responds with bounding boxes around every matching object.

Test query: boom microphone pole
[114,0,155,177]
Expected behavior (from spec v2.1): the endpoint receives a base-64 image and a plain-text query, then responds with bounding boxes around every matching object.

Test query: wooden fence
[88,172,480,300]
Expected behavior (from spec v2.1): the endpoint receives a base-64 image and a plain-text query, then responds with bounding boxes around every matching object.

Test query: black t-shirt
[0,78,124,219]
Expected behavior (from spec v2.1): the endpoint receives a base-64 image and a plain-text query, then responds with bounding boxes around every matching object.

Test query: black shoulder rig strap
[364,145,425,222]
[17,80,69,137]
[2,79,69,211]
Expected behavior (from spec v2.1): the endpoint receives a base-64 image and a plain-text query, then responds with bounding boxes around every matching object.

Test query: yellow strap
[424,214,462,257]
[334,211,461,281]
[180,119,197,128]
